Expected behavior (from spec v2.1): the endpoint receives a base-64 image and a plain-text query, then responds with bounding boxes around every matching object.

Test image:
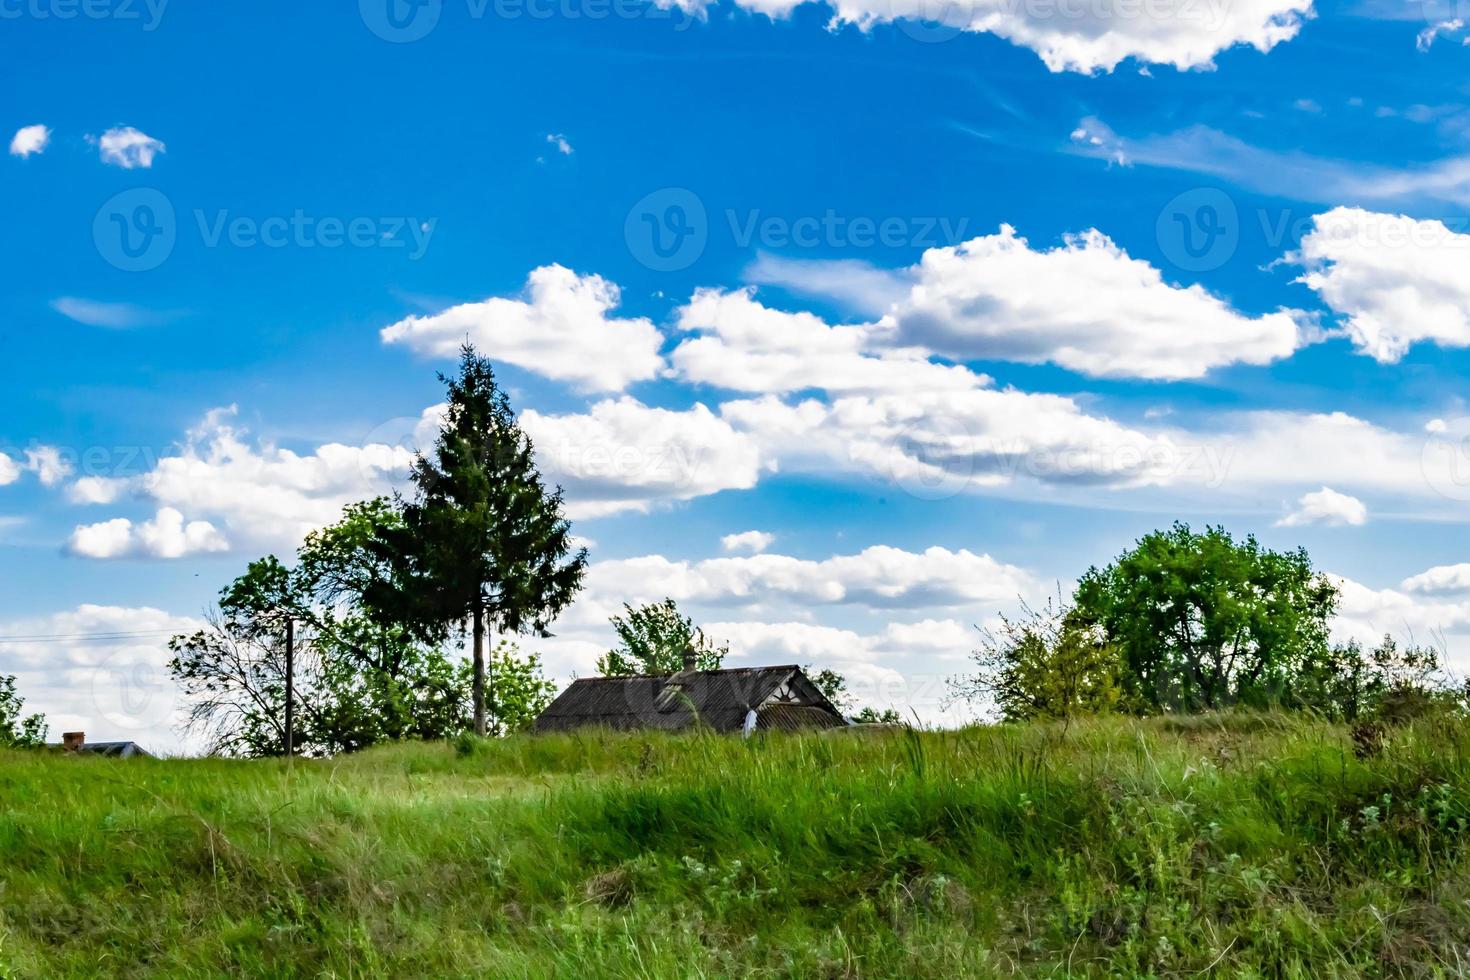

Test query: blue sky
[4,0,1470,750]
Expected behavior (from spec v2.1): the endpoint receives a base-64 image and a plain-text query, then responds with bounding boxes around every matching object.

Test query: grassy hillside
[2,714,1469,978]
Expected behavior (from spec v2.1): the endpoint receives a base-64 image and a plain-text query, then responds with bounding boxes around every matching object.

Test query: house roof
[48,741,152,758]
[534,665,845,734]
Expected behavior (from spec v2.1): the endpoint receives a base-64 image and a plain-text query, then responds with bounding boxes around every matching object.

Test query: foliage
[484,641,558,737]
[1073,522,1339,712]
[380,345,586,735]
[168,499,483,756]
[1296,633,1460,723]
[596,598,727,676]
[950,600,1124,723]
[0,675,46,748]
[7,715,1470,976]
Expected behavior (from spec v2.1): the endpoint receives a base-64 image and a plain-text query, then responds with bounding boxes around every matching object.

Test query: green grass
[4,713,1470,977]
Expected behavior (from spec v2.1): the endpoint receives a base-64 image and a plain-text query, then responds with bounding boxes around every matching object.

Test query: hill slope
[2,715,1468,977]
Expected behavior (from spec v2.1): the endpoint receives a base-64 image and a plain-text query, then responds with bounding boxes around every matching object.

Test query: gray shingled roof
[534,665,845,734]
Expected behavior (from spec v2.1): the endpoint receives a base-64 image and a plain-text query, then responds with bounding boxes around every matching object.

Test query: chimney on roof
[62,732,85,752]
[682,645,696,673]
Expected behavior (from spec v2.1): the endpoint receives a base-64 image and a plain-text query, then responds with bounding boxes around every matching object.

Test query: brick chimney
[62,732,86,752]
[682,645,696,673]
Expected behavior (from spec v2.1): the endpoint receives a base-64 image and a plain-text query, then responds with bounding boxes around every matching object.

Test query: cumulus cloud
[588,545,1036,611]
[722,530,775,553]
[882,227,1305,380]
[9,124,50,158]
[1293,207,1470,362]
[546,133,573,155]
[685,0,1312,73]
[521,397,769,517]
[1330,572,1470,653]
[95,126,166,169]
[0,453,19,486]
[381,265,665,393]
[1401,563,1470,596]
[68,507,230,560]
[672,287,981,394]
[1276,486,1367,527]
[70,407,413,550]
[1417,18,1464,50]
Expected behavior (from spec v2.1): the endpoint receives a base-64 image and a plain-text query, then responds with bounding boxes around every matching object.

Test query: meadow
[2,713,1468,978]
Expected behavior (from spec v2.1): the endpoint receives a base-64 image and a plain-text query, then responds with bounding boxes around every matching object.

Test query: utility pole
[284,616,295,758]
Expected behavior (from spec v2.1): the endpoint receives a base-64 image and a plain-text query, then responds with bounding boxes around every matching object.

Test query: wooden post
[284,617,295,757]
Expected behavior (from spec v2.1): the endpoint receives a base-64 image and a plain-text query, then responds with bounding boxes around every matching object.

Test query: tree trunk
[472,600,486,737]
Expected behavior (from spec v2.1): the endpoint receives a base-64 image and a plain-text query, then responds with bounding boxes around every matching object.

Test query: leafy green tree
[1073,523,1339,712]
[170,499,487,756]
[384,346,586,735]
[1297,634,1453,722]
[0,675,47,748]
[596,598,727,676]
[484,641,558,736]
[951,601,1124,723]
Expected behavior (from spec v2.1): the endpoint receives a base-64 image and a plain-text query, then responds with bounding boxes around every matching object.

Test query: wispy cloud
[51,297,179,329]
[1069,116,1470,207]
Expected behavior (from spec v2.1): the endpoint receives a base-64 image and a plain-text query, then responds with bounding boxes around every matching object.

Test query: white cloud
[95,126,166,169]
[1417,18,1463,50]
[0,604,203,755]
[589,545,1036,611]
[1401,563,1470,596]
[1330,572,1470,654]
[689,0,1311,73]
[883,227,1305,380]
[672,287,981,395]
[0,453,19,486]
[722,530,775,553]
[1067,117,1470,209]
[1293,207,1470,362]
[9,124,50,158]
[521,397,769,517]
[71,407,413,550]
[546,133,573,155]
[51,298,173,329]
[1275,486,1367,527]
[381,265,665,393]
[68,507,229,560]
[25,446,72,487]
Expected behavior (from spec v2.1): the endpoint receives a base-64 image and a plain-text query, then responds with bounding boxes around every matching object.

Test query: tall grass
[2,713,1469,977]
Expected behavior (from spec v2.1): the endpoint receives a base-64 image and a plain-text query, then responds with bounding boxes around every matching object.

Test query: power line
[0,628,183,644]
